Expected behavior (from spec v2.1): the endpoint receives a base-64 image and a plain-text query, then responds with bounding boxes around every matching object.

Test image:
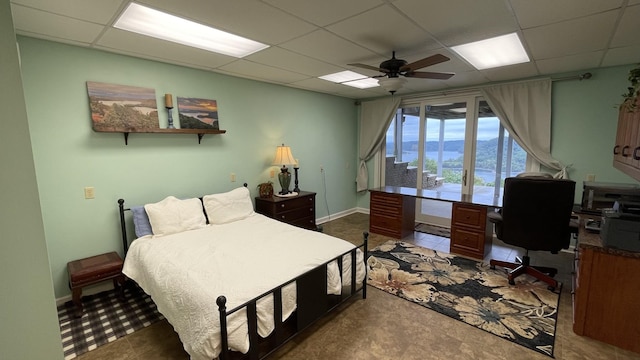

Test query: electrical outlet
[586,174,596,182]
[270,169,275,178]
[84,186,95,199]
[230,173,236,182]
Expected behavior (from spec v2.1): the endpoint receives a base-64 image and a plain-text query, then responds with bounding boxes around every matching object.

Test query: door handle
[462,169,468,186]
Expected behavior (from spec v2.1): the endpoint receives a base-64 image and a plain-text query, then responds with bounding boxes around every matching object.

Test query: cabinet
[449,202,492,260]
[255,191,316,230]
[572,228,640,354]
[613,98,640,181]
[369,190,416,239]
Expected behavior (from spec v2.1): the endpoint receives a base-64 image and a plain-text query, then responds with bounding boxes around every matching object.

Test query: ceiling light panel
[319,70,367,83]
[451,33,529,70]
[114,3,269,58]
[342,78,379,89]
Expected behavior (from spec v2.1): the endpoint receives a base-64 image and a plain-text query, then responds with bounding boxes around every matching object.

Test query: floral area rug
[367,241,561,358]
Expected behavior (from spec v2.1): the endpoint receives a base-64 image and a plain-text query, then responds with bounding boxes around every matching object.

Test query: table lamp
[272,144,296,195]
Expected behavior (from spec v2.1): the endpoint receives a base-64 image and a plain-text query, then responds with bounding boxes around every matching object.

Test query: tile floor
[74,213,640,360]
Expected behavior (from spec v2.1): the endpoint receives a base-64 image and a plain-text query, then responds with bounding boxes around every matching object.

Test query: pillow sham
[203,187,254,224]
[144,196,207,236]
[131,206,153,238]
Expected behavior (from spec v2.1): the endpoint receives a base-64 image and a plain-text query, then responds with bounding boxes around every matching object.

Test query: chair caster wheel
[490,265,496,270]
[508,279,515,285]
[547,286,555,291]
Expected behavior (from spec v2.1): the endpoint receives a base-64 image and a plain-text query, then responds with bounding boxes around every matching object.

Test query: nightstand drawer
[255,191,317,230]
[273,194,314,213]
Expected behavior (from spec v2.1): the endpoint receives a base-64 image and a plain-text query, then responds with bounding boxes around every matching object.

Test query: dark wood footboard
[216,233,368,360]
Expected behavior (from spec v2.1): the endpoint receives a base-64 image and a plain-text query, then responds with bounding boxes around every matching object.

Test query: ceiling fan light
[378,77,407,93]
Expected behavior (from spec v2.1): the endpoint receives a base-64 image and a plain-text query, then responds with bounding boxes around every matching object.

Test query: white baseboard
[316,207,368,225]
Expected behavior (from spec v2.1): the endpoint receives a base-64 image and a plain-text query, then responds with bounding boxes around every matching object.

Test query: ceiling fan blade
[405,71,455,80]
[348,63,388,73]
[401,54,450,72]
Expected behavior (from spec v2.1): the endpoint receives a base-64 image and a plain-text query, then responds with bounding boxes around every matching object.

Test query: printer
[581,181,640,215]
[600,200,640,252]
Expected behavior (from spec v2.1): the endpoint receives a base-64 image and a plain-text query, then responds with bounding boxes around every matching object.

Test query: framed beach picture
[87,81,159,131]
[177,97,219,130]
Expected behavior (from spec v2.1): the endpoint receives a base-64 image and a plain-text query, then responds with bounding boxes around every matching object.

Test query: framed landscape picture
[87,81,159,131]
[177,97,219,130]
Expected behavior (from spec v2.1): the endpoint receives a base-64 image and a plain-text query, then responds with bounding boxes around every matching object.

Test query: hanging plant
[622,64,640,112]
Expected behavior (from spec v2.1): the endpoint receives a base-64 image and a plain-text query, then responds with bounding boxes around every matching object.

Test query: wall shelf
[94,128,226,145]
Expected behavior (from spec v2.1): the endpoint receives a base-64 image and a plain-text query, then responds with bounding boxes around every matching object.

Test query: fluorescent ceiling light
[114,3,269,58]
[319,71,367,83]
[343,78,379,89]
[451,32,529,70]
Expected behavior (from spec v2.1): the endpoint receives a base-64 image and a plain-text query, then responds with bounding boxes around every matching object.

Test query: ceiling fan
[348,51,455,93]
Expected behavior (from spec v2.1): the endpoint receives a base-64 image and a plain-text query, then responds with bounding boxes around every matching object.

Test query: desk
[369,186,501,259]
[572,219,640,353]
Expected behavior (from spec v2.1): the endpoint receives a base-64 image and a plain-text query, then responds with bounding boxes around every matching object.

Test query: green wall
[17,37,358,298]
[357,64,640,209]
[0,0,63,358]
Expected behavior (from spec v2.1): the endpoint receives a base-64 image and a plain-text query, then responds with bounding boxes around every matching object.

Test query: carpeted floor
[415,223,451,238]
[367,240,561,358]
[57,285,163,360]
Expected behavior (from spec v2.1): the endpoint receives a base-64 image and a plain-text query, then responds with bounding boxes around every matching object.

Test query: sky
[389,115,502,142]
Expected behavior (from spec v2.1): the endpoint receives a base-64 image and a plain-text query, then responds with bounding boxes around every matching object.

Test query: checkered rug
[57,285,164,360]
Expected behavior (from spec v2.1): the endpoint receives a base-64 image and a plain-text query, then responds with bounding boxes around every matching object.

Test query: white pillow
[203,187,254,224]
[144,196,207,236]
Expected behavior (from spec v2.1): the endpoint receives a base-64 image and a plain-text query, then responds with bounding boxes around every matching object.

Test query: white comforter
[122,213,365,360]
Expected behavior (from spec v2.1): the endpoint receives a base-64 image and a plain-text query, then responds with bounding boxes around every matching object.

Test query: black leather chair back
[498,177,576,252]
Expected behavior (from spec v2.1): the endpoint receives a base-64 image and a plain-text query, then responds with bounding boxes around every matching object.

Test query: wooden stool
[67,252,125,318]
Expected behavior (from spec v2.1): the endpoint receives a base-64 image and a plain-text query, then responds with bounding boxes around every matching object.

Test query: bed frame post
[118,199,129,255]
[217,296,228,360]
[363,231,368,299]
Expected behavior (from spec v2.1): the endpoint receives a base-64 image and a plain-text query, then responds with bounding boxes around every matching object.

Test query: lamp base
[278,166,291,195]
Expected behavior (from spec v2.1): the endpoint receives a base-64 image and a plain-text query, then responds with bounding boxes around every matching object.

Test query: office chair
[489,176,576,290]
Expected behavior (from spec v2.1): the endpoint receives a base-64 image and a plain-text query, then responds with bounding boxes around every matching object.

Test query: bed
[117,186,367,360]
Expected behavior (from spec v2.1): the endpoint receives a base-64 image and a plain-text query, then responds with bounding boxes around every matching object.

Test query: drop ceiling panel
[264,0,383,27]
[610,4,640,48]
[11,5,105,44]
[245,47,343,77]
[523,11,618,59]
[535,52,604,75]
[11,0,124,25]
[218,59,310,84]
[326,5,437,55]
[394,0,518,46]
[137,0,317,45]
[279,29,377,65]
[510,0,624,29]
[602,45,640,67]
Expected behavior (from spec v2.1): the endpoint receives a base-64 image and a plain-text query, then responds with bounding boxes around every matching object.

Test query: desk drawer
[451,228,484,252]
[452,203,486,230]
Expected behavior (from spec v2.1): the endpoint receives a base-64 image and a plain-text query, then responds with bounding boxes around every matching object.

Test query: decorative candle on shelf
[165,93,175,129]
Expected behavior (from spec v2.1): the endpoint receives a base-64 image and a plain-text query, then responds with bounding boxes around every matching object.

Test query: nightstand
[255,191,316,230]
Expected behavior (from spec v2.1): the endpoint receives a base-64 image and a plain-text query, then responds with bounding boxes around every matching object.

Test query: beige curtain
[357,97,401,191]
[480,79,570,179]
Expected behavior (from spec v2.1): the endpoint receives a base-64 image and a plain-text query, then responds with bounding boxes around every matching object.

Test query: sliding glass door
[382,93,527,227]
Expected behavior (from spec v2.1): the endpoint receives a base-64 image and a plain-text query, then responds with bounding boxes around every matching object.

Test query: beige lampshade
[272,144,296,166]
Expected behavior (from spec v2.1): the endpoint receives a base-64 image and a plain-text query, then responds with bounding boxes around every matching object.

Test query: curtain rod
[399,72,593,101]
